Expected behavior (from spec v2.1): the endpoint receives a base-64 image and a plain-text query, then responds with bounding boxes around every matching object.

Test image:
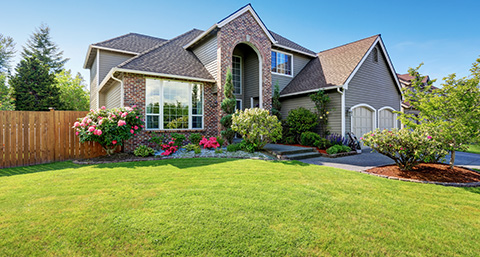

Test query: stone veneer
[216,11,273,133]
[122,73,218,152]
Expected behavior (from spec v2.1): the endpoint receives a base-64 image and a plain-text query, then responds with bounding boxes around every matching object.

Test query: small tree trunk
[449,150,456,169]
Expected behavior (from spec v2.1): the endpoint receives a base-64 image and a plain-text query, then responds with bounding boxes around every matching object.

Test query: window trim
[271,50,293,77]
[145,78,204,131]
[232,55,242,95]
[235,99,242,111]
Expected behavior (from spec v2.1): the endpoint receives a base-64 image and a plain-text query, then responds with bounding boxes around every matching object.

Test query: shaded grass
[466,144,480,154]
[0,159,479,256]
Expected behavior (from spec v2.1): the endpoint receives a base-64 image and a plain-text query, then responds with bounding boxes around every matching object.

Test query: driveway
[300,149,480,171]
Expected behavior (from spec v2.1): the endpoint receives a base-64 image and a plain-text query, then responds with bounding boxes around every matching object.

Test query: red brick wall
[122,73,218,152]
[217,11,273,132]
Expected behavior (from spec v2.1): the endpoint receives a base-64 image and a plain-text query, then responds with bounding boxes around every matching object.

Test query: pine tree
[22,23,69,73]
[10,56,64,111]
[220,69,236,144]
[0,33,15,73]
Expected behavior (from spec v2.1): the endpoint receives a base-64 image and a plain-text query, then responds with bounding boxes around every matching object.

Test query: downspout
[337,86,346,136]
[110,70,124,107]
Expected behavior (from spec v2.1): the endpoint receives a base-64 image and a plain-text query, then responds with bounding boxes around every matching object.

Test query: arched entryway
[231,42,262,110]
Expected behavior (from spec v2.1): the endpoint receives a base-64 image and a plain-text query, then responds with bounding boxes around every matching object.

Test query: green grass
[1,159,479,256]
[466,144,480,154]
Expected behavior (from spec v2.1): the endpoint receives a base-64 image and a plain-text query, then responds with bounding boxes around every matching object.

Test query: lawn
[466,144,480,154]
[1,159,479,256]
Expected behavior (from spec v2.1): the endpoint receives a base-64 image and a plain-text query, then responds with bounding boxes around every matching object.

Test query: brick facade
[216,11,273,132]
[122,73,218,152]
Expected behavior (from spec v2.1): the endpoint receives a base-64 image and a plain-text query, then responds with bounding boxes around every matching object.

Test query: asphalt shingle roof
[93,33,167,53]
[269,30,316,56]
[118,29,215,81]
[281,35,379,95]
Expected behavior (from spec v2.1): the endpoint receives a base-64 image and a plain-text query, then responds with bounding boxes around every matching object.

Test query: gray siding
[280,90,342,135]
[243,51,259,107]
[192,35,218,80]
[98,50,134,85]
[272,53,312,93]
[345,44,402,132]
[104,81,122,109]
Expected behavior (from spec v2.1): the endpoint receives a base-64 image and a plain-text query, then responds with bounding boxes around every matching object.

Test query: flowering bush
[73,106,143,155]
[161,140,179,156]
[199,137,220,149]
[362,128,447,171]
[231,108,282,151]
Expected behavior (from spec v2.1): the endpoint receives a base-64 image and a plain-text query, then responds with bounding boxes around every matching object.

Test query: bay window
[271,51,292,76]
[146,78,203,130]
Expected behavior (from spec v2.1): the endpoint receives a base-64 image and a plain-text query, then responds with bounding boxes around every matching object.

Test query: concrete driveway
[300,149,480,171]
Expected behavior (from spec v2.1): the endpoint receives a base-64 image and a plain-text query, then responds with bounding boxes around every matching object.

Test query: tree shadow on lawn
[462,187,480,194]
[0,162,84,177]
[90,157,247,170]
[273,160,310,167]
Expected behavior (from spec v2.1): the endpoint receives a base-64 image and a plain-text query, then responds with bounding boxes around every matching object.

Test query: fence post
[50,108,56,162]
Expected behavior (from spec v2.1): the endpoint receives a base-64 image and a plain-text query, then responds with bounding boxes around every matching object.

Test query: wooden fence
[0,110,105,169]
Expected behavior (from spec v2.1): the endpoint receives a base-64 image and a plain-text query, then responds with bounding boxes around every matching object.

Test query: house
[397,73,434,116]
[83,4,402,151]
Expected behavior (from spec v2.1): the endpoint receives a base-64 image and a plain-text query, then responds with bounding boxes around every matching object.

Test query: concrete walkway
[297,148,480,171]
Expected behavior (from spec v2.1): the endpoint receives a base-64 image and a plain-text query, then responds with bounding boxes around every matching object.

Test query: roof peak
[318,34,380,54]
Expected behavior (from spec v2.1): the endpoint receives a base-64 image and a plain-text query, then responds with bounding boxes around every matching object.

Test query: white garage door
[378,109,395,131]
[352,106,374,138]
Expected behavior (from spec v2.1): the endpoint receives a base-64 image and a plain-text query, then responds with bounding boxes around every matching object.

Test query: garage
[378,107,396,131]
[351,105,375,138]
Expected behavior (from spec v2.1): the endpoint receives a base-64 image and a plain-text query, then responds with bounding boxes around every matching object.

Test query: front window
[146,78,203,130]
[232,55,242,94]
[271,51,292,76]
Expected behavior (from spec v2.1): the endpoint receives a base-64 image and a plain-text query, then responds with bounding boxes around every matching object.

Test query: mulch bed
[366,163,480,183]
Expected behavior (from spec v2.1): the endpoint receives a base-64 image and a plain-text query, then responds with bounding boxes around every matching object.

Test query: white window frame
[235,99,242,111]
[232,55,242,95]
[271,50,293,77]
[145,78,204,131]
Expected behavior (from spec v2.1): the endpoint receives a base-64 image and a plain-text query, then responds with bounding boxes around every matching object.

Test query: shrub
[231,108,282,151]
[148,132,164,149]
[326,145,351,155]
[189,133,202,145]
[160,140,179,156]
[215,149,223,154]
[199,137,220,149]
[300,132,322,146]
[326,133,348,146]
[220,69,236,144]
[194,148,201,154]
[314,138,329,149]
[73,106,143,155]
[285,107,318,143]
[134,145,155,157]
[185,143,200,152]
[227,143,242,152]
[239,141,256,153]
[362,128,448,171]
[171,133,185,148]
[309,89,330,137]
[216,136,225,148]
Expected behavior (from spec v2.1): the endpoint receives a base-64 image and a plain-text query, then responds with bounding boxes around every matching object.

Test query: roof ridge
[217,3,251,24]
[117,29,203,69]
[92,33,135,47]
[318,34,380,54]
[128,32,167,41]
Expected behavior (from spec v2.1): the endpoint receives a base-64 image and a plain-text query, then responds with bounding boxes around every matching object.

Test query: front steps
[263,144,321,160]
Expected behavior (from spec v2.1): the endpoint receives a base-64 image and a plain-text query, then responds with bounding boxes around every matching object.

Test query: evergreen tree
[0,33,15,72]
[22,23,69,73]
[272,81,282,120]
[10,56,64,111]
[220,69,236,144]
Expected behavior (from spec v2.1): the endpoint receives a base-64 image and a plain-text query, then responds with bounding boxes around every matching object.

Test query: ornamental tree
[73,106,143,155]
[362,128,447,171]
[398,58,480,168]
[272,81,282,120]
[231,108,282,150]
[220,69,236,144]
[309,89,330,137]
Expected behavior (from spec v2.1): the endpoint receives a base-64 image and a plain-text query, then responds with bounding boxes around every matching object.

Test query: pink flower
[98,116,103,120]
[94,129,102,136]
[400,147,404,150]
[360,137,363,140]
[74,122,80,127]
[134,125,138,130]
[101,106,106,110]
[80,122,86,127]
[136,116,139,119]
[112,114,116,119]
[82,117,88,123]
[112,140,117,145]
[141,125,144,128]
[427,136,432,139]
[99,119,103,125]
[121,112,127,118]
[117,120,126,126]
[88,126,95,132]
[87,119,92,124]
[90,109,94,112]
[75,131,79,136]
[130,129,134,134]
[371,134,375,136]
[132,105,137,108]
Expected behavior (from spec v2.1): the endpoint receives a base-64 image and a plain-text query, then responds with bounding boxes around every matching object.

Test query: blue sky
[1,0,479,86]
